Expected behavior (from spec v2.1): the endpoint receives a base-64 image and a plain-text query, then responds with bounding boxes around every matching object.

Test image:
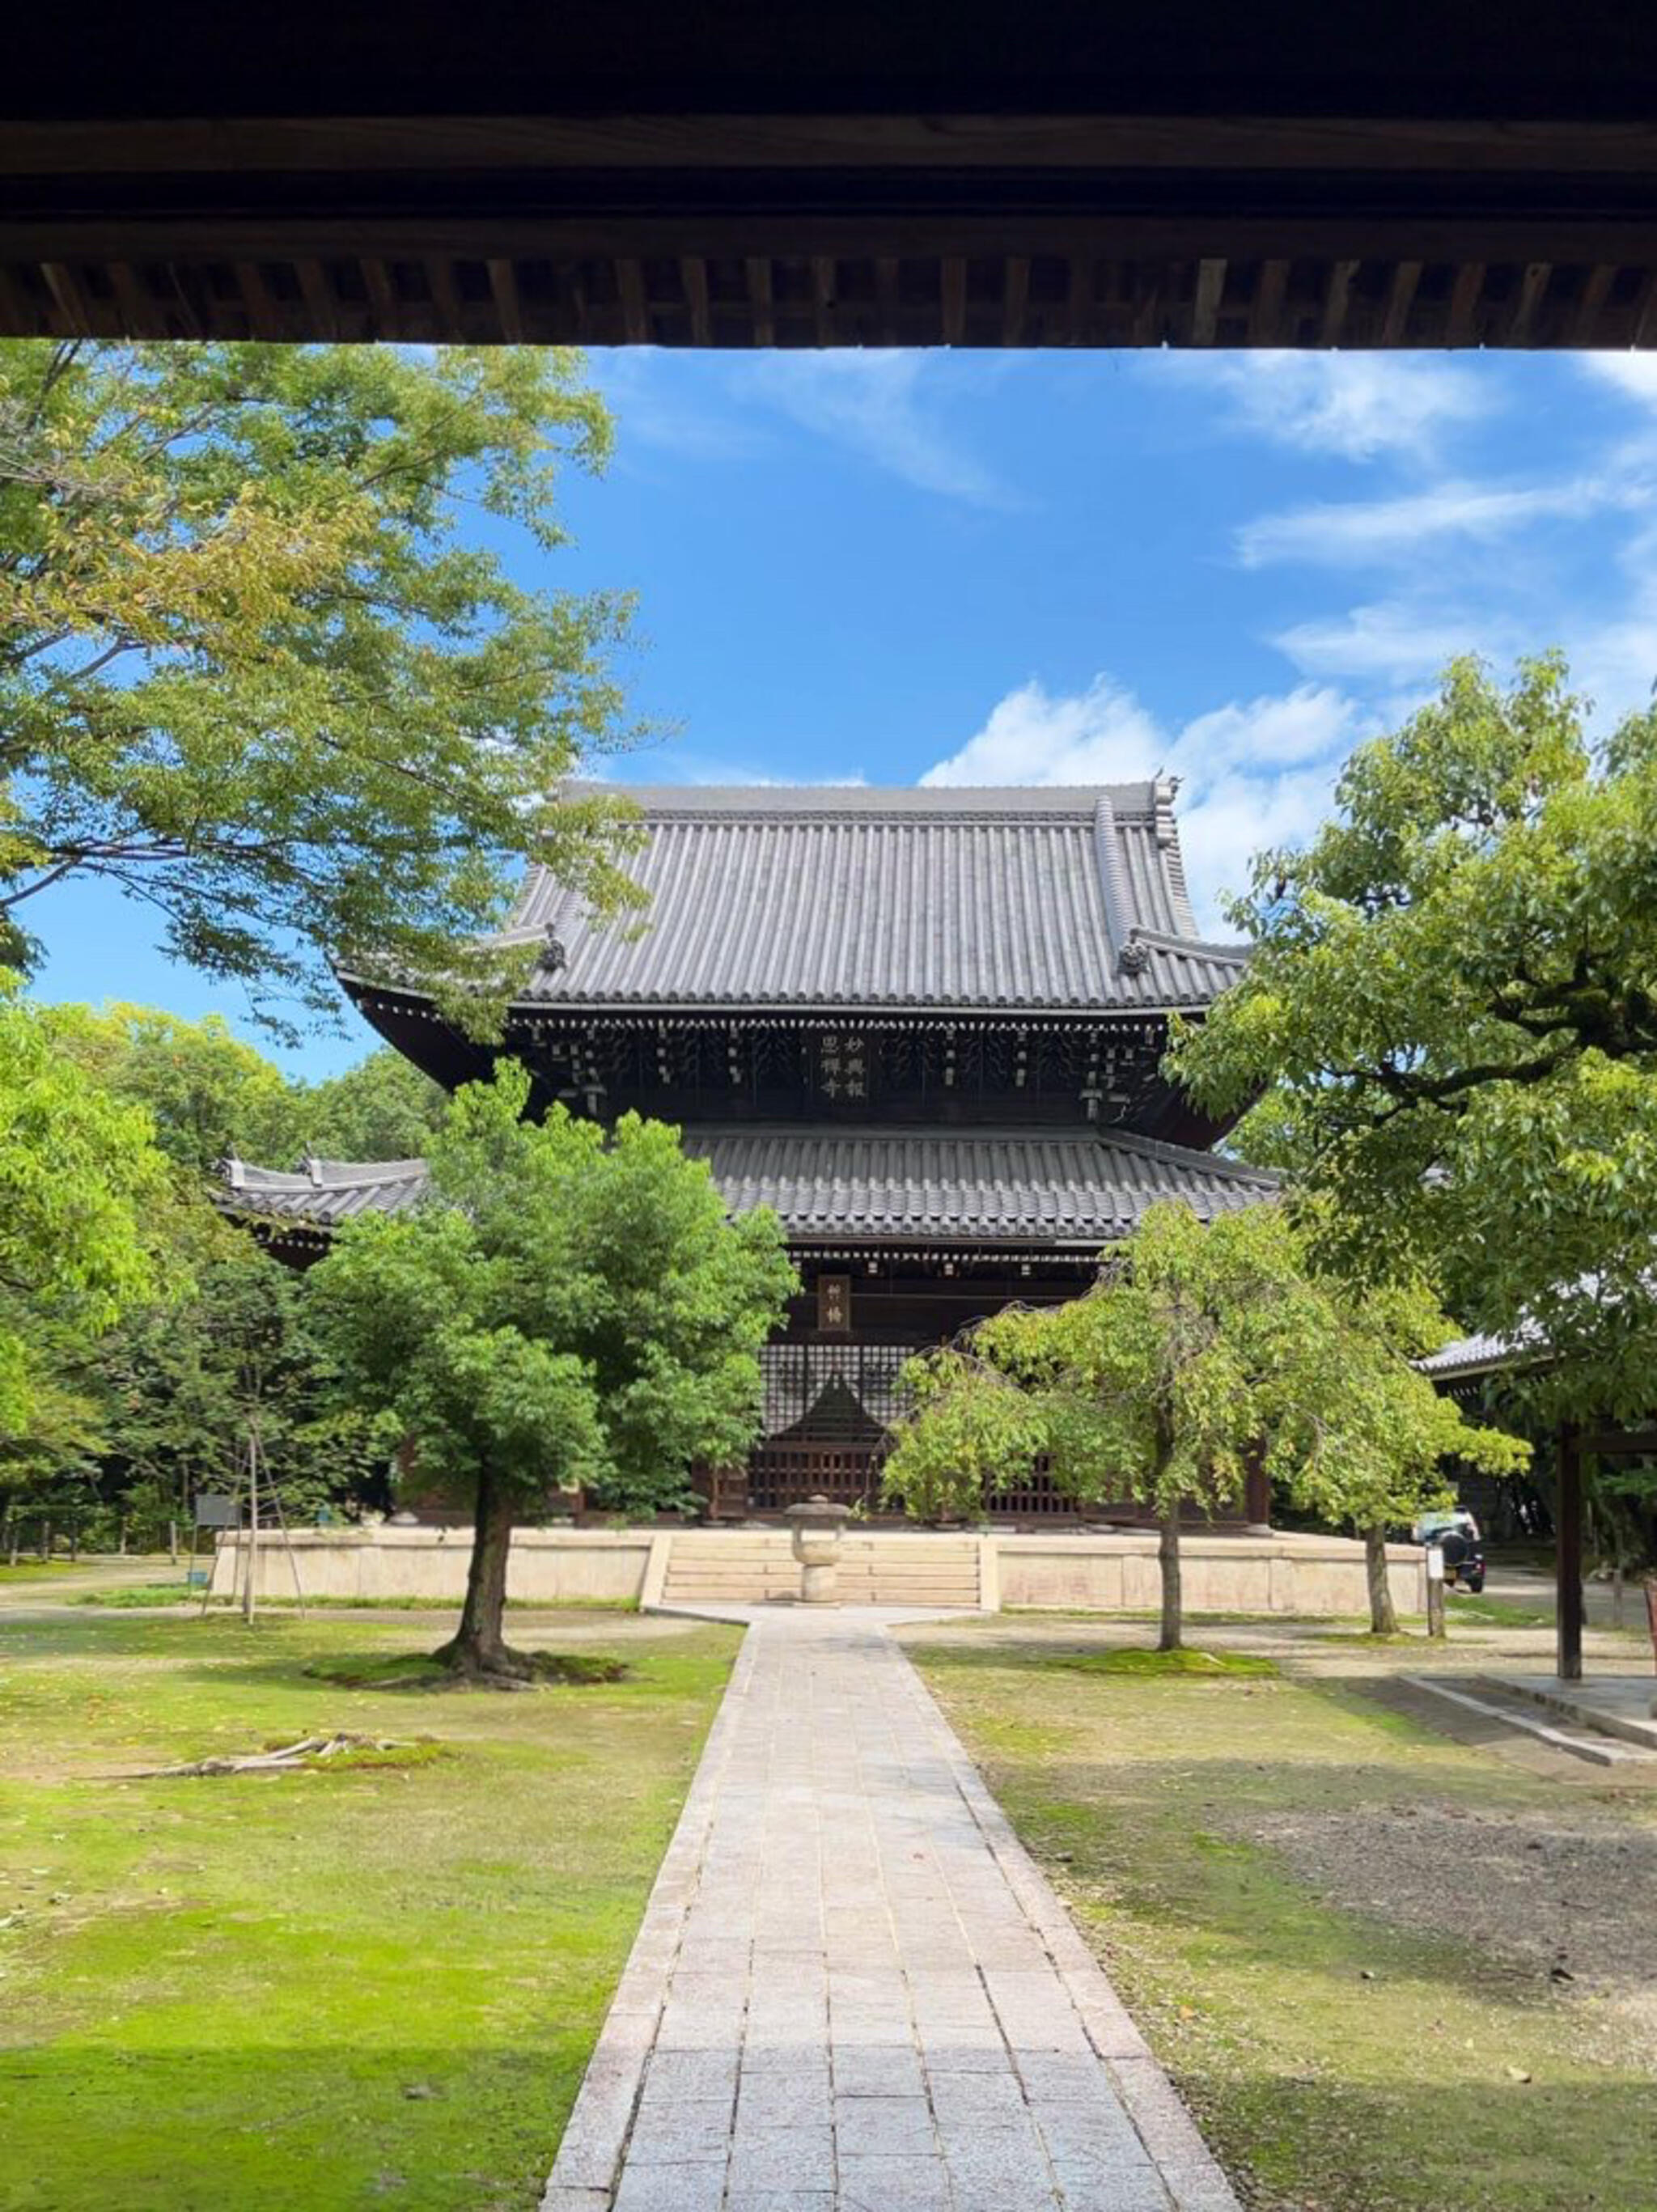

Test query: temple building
[224,783,1277,1520]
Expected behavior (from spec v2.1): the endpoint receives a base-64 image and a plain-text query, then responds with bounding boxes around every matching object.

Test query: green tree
[51,1002,306,1174]
[93,1244,398,1551]
[0,341,646,1035]
[311,1065,795,1679]
[0,974,172,1432]
[885,1201,1519,1649]
[1173,653,1657,1428]
[53,1006,453,1175]
[295,1047,448,1163]
[0,1347,106,1560]
[1269,1273,1528,1632]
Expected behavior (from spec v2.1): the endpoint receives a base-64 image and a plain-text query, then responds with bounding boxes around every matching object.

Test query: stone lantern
[783,1494,853,1604]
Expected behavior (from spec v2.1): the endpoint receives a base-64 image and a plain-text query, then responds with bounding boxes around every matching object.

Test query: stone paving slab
[541,1608,1240,2212]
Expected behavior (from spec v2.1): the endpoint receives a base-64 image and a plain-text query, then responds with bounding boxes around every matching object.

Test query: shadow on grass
[912,1638,1278,1679]
[306,1650,630,1693]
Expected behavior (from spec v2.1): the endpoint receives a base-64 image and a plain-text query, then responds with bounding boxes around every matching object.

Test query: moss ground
[0,1608,737,2211]
[909,1629,1657,2212]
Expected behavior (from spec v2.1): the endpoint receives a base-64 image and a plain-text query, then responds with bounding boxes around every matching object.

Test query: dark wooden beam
[3,4,1657,343]
[1579,1425,1657,1457]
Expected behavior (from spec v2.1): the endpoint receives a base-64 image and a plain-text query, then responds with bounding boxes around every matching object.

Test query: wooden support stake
[242,1430,259,1627]
[1557,1422,1584,1682]
[1426,1544,1447,1641]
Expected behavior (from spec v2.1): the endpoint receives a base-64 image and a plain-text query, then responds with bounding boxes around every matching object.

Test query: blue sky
[35,345,1657,1074]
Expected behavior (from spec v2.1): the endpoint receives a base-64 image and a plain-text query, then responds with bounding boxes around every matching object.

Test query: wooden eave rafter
[345,981,1194,1032]
[11,92,1657,349]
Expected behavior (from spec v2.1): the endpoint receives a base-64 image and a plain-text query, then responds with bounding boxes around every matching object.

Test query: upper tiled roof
[492,783,1247,1015]
[221,1126,1277,1250]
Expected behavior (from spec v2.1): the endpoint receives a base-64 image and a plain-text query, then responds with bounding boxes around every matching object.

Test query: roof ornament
[1117,935,1151,976]
[537,926,567,973]
[300,1149,323,1186]
[221,1151,244,1191]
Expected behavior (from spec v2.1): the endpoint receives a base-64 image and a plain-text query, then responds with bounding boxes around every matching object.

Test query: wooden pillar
[1556,1422,1584,1683]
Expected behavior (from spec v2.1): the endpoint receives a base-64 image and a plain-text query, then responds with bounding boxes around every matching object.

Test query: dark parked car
[1413,1509,1486,1594]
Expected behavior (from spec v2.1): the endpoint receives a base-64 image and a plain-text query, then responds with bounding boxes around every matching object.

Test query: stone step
[659,1530,981,1608]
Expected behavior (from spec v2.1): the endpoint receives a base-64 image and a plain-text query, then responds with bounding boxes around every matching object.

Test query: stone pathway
[543,1608,1239,2212]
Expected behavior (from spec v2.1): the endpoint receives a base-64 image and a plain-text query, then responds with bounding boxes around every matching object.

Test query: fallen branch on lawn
[138,1733,415,1777]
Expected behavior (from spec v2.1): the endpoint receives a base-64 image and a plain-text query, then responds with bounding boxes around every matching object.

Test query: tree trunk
[1157,1508,1184,1653]
[1365,1524,1399,1636]
[434,1464,525,1678]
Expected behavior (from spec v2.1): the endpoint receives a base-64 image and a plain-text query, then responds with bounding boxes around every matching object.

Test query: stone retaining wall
[998,1531,1424,1618]
[209,1523,653,1604]
[212,1523,1424,1617]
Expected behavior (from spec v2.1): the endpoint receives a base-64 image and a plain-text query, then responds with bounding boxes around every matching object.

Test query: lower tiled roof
[221,1155,431,1227]
[222,1126,1276,1250]
[1416,1326,1532,1379]
[681,1125,1277,1245]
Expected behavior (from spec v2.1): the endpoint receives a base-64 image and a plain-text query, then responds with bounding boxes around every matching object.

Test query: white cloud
[599,352,774,463]
[922,677,1163,786]
[1176,685,1357,770]
[1148,353,1490,464]
[734,353,1013,506]
[1272,600,1506,684]
[922,676,1362,930]
[1577,355,1657,409]
[1238,476,1620,569]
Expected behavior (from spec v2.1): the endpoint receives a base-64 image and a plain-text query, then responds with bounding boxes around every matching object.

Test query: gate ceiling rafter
[7,5,1657,350]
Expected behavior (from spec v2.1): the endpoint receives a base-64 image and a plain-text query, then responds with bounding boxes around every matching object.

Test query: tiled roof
[684,1125,1277,1245]
[489,783,1248,1014]
[220,1155,431,1227]
[222,1127,1277,1249]
[1417,1327,1530,1379]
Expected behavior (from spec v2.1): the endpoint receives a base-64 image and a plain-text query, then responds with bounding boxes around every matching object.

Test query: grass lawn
[0,1560,130,1585]
[909,1631,1657,2212]
[0,1608,737,2211]
[70,1587,642,1612]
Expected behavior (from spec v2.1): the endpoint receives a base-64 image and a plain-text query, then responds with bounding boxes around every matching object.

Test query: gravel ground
[1242,1796,1657,2061]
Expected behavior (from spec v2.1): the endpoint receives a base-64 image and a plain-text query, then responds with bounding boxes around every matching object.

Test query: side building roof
[387,782,1248,1019]
[221,1126,1278,1256]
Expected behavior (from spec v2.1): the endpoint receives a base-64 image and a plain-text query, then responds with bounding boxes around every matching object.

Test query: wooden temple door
[747,1346,912,1515]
